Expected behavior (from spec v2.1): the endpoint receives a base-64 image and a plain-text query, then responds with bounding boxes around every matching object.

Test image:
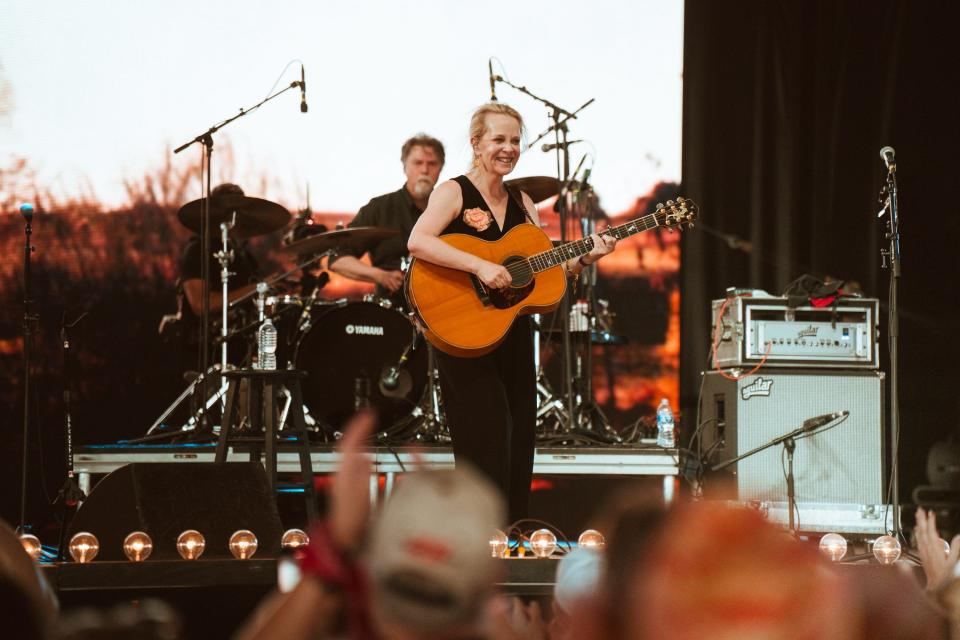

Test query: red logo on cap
[405,537,452,563]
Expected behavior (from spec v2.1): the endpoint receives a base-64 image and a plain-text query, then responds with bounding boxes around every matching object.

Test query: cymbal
[282,226,399,257]
[506,176,562,203]
[177,194,291,238]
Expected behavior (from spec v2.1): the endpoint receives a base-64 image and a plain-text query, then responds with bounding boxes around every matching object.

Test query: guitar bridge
[469,274,493,307]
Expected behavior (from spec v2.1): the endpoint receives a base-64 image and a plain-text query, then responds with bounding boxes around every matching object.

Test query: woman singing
[407,103,616,521]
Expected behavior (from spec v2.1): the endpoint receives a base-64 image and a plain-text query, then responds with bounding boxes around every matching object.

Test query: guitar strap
[505,184,536,225]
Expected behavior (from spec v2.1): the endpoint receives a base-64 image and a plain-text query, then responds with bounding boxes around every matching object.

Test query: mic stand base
[54,473,86,561]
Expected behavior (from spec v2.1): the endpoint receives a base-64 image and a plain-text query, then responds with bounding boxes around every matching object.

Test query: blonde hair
[469,102,525,147]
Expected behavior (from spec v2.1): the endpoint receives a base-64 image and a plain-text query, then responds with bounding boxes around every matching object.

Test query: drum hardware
[399,344,450,444]
[282,226,400,258]
[177,194,291,239]
[294,300,430,434]
[504,175,562,204]
[229,251,329,310]
[144,205,313,443]
[141,210,246,441]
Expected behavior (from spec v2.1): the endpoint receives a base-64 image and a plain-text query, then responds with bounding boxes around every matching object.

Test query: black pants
[435,319,537,524]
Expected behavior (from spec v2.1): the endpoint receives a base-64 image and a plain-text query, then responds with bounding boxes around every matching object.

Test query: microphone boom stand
[497,77,595,433]
[878,155,905,542]
[56,312,88,559]
[18,203,37,533]
[172,79,303,432]
[711,414,847,536]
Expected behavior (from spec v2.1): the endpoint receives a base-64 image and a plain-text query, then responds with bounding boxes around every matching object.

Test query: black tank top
[441,175,530,238]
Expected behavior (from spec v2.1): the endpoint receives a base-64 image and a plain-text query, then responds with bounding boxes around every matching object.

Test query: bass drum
[295,300,427,431]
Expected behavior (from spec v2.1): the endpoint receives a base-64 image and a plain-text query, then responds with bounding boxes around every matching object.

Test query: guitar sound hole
[503,255,533,287]
[489,255,535,309]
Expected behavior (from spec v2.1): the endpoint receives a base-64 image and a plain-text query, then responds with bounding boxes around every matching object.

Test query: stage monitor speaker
[699,369,885,505]
[66,462,283,560]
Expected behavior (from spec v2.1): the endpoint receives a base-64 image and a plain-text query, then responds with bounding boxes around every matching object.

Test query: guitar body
[406,223,566,357]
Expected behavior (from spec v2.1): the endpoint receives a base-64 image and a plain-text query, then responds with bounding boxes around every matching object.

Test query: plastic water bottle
[257,318,278,370]
[656,398,676,448]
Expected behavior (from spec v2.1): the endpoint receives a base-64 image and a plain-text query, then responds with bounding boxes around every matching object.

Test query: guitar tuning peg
[677,196,686,203]
[666,199,675,206]
[656,203,664,210]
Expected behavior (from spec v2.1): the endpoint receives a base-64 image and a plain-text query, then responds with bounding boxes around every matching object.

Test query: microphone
[488,59,498,102]
[580,166,592,186]
[296,271,329,332]
[880,146,895,172]
[300,64,308,113]
[542,139,583,152]
[380,342,414,393]
[801,410,848,433]
[20,202,34,222]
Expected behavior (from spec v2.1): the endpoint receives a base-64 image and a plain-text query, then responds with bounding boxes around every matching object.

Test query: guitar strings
[499,207,679,278]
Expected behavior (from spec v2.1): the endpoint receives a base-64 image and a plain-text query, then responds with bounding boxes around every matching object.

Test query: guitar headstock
[655,197,698,232]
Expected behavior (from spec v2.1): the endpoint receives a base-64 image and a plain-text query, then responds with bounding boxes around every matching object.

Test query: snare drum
[295,300,427,430]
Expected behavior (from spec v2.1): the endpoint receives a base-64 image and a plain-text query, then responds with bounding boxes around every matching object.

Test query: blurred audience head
[0,520,57,639]
[634,502,853,640]
[844,564,946,640]
[549,548,603,640]
[368,465,505,639]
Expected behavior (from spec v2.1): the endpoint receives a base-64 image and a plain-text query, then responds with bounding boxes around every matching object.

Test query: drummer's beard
[411,176,434,200]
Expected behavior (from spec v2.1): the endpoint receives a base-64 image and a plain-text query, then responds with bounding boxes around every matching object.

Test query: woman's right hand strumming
[477,261,512,289]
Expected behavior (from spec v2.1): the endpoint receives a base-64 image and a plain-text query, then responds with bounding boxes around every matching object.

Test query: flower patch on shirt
[463,207,493,232]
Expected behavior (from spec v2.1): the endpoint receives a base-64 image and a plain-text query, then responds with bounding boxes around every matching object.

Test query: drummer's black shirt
[179,236,259,291]
[333,184,423,271]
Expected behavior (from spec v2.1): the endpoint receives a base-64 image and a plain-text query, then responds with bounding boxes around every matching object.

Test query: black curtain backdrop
[680,1,960,498]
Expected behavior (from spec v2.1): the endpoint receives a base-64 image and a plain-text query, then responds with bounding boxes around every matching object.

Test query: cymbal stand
[216,215,236,384]
[173,75,303,430]
[139,220,238,440]
[410,344,450,443]
[532,315,566,432]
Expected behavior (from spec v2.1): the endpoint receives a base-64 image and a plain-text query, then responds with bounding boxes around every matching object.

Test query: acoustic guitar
[405,197,698,357]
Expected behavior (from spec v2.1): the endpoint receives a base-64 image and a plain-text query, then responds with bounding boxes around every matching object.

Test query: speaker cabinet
[699,370,885,505]
[67,462,283,560]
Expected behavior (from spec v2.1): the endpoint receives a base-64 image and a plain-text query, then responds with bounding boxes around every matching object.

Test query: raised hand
[329,411,376,553]
[915,506,960,591]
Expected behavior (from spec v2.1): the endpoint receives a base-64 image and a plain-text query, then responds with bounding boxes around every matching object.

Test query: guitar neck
[528,212,659,273]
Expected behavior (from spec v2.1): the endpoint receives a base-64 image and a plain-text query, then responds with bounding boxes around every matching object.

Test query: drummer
[179,183,262,318]
[328,134,444,306]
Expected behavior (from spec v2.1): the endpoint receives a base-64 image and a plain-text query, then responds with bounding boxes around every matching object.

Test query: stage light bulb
[489,529,509,558]
[176,530,206,560]
[69,532,100,563]
[818,533,847,562]
[529,528,557,558]
[123,531,154,562]
[19,534,42,561]
[872,535,901,564]
[281,529,309,549]
[229,530,258,560]
[577,529,606,550]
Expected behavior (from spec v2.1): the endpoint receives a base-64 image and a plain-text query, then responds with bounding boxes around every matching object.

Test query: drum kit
[145,171,625,445]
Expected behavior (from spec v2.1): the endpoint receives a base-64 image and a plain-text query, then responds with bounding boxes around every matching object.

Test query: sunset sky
[0,0,682,215]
